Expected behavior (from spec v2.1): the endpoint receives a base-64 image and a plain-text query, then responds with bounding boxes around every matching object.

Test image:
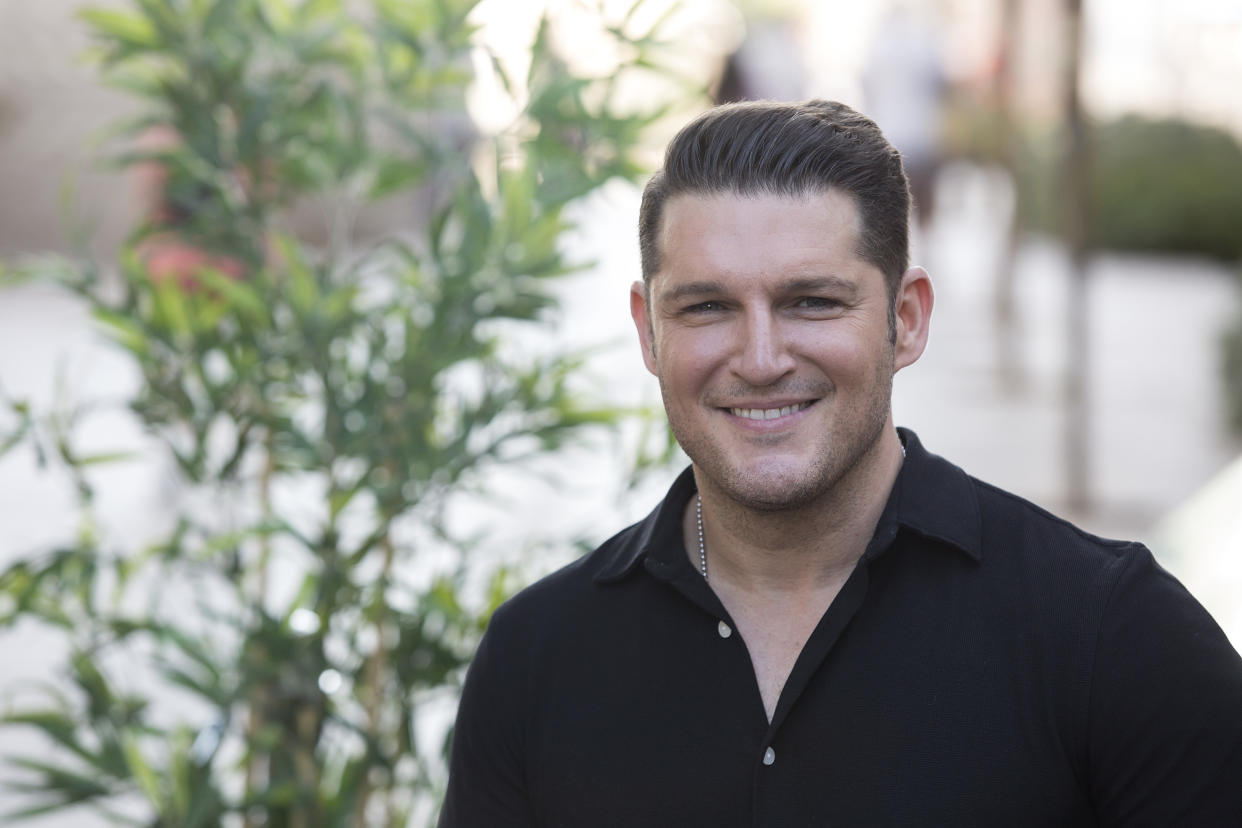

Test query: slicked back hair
[638,100,911,306]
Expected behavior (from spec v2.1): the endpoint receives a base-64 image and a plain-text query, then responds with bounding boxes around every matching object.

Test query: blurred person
[439,100,1242,826]
[861,1,947,232]
[715,14,807,104]
[131,126,248,288]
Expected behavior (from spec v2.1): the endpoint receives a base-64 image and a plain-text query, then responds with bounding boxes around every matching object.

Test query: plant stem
[354,527,396,826]
[242,434,276,828]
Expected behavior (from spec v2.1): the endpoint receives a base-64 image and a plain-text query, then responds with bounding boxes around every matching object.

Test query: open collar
[885,427,982,562]
[594,465,697,583]
[594,428,981,584]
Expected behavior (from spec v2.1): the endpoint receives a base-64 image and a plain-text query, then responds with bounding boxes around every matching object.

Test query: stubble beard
[660,362,895,515]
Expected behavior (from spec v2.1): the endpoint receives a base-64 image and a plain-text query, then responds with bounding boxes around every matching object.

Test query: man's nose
[732,310,796,386]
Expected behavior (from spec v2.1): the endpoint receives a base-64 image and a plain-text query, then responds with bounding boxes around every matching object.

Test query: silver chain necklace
[695,441,906,582]
[696,494,707,579]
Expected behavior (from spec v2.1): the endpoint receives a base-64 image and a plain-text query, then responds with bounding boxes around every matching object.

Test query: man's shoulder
[957,471,1164,614]
[900,430,1145,577]
[969,474,1143,560]
[953,470,1198,644]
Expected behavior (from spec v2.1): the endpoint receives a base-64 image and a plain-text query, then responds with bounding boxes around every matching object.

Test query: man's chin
[712,467,828,513]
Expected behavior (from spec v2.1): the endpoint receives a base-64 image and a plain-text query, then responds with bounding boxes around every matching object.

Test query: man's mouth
[727,402,813,421]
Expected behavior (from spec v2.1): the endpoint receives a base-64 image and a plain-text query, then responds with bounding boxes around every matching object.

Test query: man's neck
[685,427,904,596]
[682,426,905,721]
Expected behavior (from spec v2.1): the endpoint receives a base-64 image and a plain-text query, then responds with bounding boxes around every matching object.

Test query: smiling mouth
[727,402,813,421]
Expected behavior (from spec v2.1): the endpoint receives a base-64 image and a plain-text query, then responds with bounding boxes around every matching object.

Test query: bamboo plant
[0,0,689,824]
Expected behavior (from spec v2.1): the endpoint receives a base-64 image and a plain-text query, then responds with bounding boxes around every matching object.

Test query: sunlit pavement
[903,163,1240,541]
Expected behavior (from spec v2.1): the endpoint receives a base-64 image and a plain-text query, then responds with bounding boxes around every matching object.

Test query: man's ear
[629,280,658,375]
[893,266,933,372]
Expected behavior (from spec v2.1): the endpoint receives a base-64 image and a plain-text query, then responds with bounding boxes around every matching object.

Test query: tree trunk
[1062,0,1091,512]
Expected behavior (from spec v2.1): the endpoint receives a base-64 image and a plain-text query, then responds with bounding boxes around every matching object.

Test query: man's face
[630,189,912,512]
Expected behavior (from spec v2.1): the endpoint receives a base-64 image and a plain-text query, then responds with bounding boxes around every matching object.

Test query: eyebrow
[661,281,726,302]
[659,275,861,303]
[783,276,862,298]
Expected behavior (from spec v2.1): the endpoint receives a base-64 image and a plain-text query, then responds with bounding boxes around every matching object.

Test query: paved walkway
[900,164,1240,541]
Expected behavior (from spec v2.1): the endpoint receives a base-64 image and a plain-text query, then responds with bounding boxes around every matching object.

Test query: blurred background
[1,0,1240,825]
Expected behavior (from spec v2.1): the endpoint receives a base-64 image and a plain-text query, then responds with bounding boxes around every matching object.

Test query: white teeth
[729,403,809,420]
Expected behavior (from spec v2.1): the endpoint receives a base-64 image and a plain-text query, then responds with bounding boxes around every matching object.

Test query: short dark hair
[638,100,910,301]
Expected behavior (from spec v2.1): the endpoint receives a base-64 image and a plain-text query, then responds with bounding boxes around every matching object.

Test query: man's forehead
[651,188,867,282]
[656,188,862,250]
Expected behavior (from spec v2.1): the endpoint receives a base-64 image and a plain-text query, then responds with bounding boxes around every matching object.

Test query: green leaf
[369,153,429,199]
[77,8,159,51]
[278,236,319,314]
[69,652,115,721]
[1,712,90,764]
[92,307,150,356]
[151,275,194,338]
[279,573,320,629]
[73,451,138,467]
[3,756,112,806]
[121,732,163,809]
[0,420,31,460]
[328,483,361,519]
[195,266,268,324]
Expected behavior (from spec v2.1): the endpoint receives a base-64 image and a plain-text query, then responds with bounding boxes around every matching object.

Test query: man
[439,100,1242,826]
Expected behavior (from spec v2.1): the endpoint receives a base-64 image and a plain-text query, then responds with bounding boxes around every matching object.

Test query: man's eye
[796,297,840,309]
[685,301,724,313]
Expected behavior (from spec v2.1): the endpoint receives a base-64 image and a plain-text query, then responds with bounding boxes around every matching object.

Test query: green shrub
[1017,115,1242,261]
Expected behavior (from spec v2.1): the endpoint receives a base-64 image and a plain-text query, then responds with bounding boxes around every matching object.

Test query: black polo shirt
[440,430,1242,827]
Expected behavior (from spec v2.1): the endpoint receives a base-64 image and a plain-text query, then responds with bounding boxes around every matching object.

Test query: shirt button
[763,747,776,766]
[717,620,732,638]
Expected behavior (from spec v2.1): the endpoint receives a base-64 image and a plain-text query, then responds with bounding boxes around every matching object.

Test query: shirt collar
[594,428,981,584]
[595,465,697,583]
[887,427,982,562]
